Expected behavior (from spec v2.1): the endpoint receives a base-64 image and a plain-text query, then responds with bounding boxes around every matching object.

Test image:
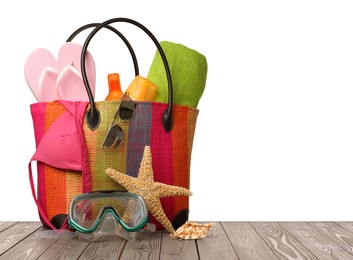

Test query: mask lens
[69,191,148,233]
[71,199,100,230]
[121,199,146,228]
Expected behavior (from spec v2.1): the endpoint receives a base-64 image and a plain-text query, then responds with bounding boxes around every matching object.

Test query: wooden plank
[308,222,353,254]
[222,222,278,260]
[119,231,162,260]
[250,222,317,260]
[280,222,353,259]
[336,222,353,234]
[0,226,60,260]
[196,222,238,260]
[37,235,89,260]
[160,231,198,260]
[4,221,353,259]
[78,236,126,260]
[0,222,17,233]
[0,222,42,255]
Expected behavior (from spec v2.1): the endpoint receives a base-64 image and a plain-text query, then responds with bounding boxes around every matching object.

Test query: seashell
[170,221,215,240]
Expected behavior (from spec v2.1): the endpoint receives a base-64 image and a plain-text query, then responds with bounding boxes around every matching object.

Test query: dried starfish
[105,146,192,234]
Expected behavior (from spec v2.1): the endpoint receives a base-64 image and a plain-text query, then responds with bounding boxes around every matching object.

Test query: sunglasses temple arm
[109,100,124,129]
[101,114,122,149]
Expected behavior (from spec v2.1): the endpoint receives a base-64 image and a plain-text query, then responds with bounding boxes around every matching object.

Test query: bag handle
[81,18,173,133]
[66,23,139,76]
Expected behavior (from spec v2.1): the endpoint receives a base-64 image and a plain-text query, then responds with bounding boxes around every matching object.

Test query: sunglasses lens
[102,125,124,148]
[119,95,135,120]
[101,94,135,149]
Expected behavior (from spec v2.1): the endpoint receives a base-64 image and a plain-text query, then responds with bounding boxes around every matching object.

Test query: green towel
[147,41,207,108]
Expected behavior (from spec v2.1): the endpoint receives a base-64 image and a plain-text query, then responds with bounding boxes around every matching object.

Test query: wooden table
[1,222,353,259]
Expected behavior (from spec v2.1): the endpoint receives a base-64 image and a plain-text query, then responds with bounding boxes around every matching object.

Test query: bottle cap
[108,73,121,91]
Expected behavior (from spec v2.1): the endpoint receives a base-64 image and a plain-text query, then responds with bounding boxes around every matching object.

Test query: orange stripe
[44,165,67,220]
[187,108,199,179]
[172,106,190,212]
[65,170,82,215]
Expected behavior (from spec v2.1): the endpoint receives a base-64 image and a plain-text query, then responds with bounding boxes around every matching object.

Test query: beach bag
[28,18,199,230]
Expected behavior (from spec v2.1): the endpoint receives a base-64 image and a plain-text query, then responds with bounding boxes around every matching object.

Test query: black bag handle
[66,23,139,76]
[81,18,173,133]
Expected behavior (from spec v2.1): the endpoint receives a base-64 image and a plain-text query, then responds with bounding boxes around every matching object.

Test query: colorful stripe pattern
[31,101,199,230]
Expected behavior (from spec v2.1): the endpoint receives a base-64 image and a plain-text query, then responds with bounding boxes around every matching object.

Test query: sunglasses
[101,93,136,149]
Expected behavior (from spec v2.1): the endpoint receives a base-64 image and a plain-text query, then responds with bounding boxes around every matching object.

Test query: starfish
[105,146,192,234]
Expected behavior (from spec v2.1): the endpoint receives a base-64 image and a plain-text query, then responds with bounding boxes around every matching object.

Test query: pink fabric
[30,103,47,147]
[30,103,48,217]
[31,101,88,171]
[29,101,91,232]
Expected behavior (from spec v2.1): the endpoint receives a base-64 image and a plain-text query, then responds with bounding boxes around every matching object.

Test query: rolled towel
[147,41,207,108]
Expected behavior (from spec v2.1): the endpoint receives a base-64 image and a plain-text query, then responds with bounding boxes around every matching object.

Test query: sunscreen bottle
[125,76,157,101]
[105,73,123,101]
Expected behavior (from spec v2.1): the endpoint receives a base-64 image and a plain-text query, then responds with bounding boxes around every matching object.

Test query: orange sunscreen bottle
[125,76,157,101]
[105,73,123,101]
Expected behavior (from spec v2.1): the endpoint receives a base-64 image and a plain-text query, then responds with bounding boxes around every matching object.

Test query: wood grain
[280,222,353,259]
[0,222,41,255]
[196,222,238,260]
[250,222,317,259]
[2,222,353,259]
[160,231,198,260]
[37,235,89,260]
[222,222,278,260]
[0,222,16,233]
[0,226,59,260]
[308,222,353,254]
[78,236,126,260]
[336,222,353,234]
[119,231,162,260]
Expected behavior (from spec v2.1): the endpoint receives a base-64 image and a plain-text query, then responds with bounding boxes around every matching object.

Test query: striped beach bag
[28,18,199,230]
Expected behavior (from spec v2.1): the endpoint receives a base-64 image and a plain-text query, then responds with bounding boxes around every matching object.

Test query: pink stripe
[30,103,48,219]
[37,163,47,220]
[150,103,174,229]
[79,119,91,193]
[30,103,47,146]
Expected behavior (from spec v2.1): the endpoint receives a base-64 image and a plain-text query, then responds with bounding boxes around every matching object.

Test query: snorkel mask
[68,190,148,241]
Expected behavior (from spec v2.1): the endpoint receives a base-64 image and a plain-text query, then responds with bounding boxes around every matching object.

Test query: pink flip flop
[24,42,95,102]
[56,63,89,101]
[24,49,58,101]
[57,43,95,101]
[38,66,59,102]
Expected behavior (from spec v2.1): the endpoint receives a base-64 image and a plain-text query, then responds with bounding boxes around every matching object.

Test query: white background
[1,0,353,221]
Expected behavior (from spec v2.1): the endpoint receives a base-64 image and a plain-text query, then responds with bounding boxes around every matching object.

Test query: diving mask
[68,190,148,240]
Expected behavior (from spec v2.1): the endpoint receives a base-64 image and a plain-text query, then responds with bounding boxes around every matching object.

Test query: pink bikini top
[31,100,89,172]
